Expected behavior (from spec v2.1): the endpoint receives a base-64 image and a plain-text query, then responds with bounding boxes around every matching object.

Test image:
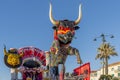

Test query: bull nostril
[67,32,72,37]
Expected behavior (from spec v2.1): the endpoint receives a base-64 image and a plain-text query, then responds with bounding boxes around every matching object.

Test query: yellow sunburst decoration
[7,54,20,66]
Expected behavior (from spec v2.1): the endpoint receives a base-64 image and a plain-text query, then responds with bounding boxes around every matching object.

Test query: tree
[95,51,105,75]
[96,43,118,75]
[99,75,112,80]
[112,77,120,80]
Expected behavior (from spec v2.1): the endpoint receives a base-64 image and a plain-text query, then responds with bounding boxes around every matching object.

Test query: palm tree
[96,43,118,75]
[95,43,106,75]
[95,52,105,75]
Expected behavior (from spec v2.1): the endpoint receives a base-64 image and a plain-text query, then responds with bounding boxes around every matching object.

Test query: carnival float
[4,46,46,80]
[3,3,84,80]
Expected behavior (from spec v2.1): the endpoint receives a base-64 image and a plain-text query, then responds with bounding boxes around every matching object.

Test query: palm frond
[96,43,118,60]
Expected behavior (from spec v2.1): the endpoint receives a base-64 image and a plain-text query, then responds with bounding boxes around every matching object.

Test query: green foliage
[96,43,117,60]
[99,75,112,80]
[112,77,120,80]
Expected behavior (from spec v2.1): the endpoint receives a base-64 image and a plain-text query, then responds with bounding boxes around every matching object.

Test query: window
[111,68,114,71]
[118,73,120,77]
[94,73,97,76]
[118,66,120,71]
[112,74,114,77]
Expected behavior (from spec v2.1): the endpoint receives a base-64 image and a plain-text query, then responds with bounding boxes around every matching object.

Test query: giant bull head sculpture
[49,3,82,44]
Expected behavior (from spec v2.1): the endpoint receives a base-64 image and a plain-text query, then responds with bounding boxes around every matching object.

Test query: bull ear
[74,26,80,30]
[52,26,57,30]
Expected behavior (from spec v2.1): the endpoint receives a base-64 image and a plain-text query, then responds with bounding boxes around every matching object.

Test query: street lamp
[94,33,114,75]
[94,33,114,43]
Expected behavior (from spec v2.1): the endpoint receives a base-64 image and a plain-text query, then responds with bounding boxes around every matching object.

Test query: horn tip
[49,2,52,7]
[79,4,82,9]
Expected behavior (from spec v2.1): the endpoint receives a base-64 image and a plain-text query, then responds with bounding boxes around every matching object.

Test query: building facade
[90,62,120,80]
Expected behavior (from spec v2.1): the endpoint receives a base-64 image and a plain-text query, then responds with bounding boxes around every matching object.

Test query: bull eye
[58,26,64,30]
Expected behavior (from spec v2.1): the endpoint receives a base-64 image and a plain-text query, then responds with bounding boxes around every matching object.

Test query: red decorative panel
[73,62,91,80]
[18,46,46,66]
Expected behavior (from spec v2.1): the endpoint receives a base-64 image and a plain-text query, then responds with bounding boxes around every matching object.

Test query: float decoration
[18,46,46,67]
[46,3,83,80]
[3,3,83,80]
[3,46,46,80]
[4,46,23,68]
[18,47,46,80]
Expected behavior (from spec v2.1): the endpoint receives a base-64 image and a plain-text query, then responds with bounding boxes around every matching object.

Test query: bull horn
[74,4,82,25]
[49,3,59,26]
[4,47,8,56]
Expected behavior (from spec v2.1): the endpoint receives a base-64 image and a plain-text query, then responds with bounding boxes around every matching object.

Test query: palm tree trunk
[102,58,105,75]
[105,56,108,75]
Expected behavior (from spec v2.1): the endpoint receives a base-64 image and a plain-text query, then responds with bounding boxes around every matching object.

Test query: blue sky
[0,0,120,79]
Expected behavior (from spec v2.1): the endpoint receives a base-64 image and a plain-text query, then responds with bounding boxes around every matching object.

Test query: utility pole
[94,33,114,75]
